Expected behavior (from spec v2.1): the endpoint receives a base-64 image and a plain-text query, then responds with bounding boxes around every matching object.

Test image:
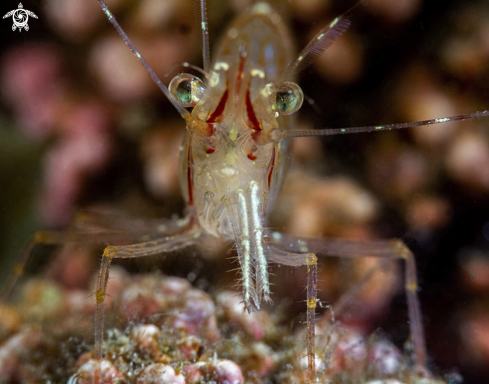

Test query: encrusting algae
[0,266,449,383]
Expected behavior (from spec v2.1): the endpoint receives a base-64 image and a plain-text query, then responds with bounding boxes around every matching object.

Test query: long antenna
[278,16,351,84]
[278,0,365,83]
[283,111,489,138]
[97,0,191,119]
[194,0,211,74]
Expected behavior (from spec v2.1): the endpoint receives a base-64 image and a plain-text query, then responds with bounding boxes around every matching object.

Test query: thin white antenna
[283,111,489,138]
[97,0,191,119]
[194,0,211,74]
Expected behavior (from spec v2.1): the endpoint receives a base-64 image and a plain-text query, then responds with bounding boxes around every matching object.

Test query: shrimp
[2,0,489,382]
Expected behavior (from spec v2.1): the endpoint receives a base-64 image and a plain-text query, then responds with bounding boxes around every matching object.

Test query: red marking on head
[206,123,216,136]
[246,89,262,132]
[206,147,215,154]
[187,142,193,205]
[188,118,215,138]
[235,48,246,95]
[251,130,262,142]
[247,153,257,161]
[267,147,276,189]
[206,88,229,124]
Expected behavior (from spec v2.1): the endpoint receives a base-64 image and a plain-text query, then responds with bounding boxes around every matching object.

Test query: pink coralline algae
[1,44,114,226]
[0,270,447,383]
[68,359,124,384]
[136,363,185,384]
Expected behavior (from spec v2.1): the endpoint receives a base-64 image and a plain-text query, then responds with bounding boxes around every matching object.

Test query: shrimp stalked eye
[273,81,303,115]
[169,73,206,107]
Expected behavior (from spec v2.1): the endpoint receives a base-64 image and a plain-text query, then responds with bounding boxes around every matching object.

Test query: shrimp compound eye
[274,81,303,115]
[169,73,205,107]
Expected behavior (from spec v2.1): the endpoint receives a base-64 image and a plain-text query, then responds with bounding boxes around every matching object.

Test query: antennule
[277,0,367,83]
[278,15,351,83]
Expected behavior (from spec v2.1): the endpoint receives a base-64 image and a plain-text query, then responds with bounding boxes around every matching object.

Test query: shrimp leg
[93,226,200,359]
[1,212,191,300]
[268,234,428,379]
[265,245,318,383]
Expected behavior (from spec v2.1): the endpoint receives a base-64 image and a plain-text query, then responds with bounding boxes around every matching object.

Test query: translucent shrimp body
[180,4,292,309]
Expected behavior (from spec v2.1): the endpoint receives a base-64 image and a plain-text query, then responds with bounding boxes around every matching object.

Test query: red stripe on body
[235,49,246,96]
[206,88,229,124]
[267,147,276,189]
[245,89,261,131]
[187,142,193,205]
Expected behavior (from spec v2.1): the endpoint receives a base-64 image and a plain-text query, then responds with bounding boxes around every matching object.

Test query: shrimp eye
[274,81,303,115]
[169,73,205,107]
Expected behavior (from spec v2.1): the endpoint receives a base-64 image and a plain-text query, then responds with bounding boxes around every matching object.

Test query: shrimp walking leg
[269,234,428,378]
[266,246,318,383]
[93,227,200,359]
[1,212,191,301]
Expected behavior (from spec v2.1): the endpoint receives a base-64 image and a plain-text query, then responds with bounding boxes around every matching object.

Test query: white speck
[252,3,272,15]
[227,28,238,38]
[210,72,220,86]
[272,232,282,241]
[251,69,265,78]
[214,62,229,71]
[221,167,236,176]
[435,117,450,123]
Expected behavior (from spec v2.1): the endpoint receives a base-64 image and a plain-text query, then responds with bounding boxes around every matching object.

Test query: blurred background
[1,0,489,382]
